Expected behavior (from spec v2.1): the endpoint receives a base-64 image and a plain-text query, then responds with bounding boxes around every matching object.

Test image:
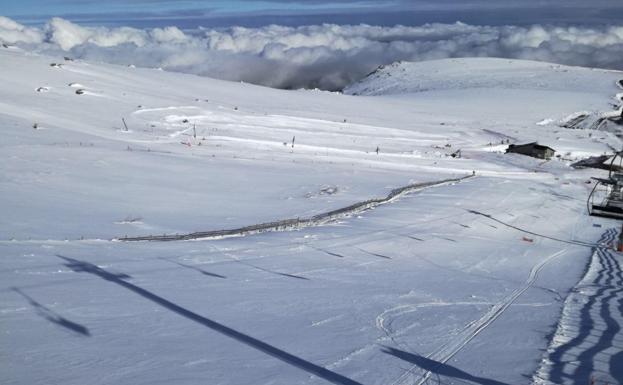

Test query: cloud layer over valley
[2,16,622,90]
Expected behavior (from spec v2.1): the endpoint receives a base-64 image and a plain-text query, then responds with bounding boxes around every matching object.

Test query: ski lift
[588,151,623,219]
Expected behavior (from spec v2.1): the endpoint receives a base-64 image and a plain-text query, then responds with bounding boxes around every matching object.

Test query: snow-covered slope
[345,58,619,97]
[1,48,622,385]
[345,58,623,134]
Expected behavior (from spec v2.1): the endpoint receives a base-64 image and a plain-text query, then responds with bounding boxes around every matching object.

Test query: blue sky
[5,0,623,27]
[6,0,387,18]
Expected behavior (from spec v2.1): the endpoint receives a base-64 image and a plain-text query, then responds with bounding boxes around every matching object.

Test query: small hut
[506,142,555,159]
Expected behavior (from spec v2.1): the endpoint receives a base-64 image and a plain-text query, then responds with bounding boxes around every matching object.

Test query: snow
[534,229,623,385]
[1,48,623,385]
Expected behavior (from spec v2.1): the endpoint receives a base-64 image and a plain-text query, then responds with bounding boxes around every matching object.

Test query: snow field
[1,47,623,385]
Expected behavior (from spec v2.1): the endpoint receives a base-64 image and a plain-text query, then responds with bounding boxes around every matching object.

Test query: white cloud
[150,26,187,44]
[44,17,147,50]
[1,16,622,90]
[0,16,43,45]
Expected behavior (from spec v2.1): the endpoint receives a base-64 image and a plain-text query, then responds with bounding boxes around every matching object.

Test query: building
[505,142,555,159]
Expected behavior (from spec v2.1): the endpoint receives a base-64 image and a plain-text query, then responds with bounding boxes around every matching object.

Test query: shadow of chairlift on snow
[161,255,307,280]
[159,257,227,279]
[354,246,392,259]
[55,255,356,385]
[307,245,349,259]
[466,210,599,249]
[11,287,90,336]
[230,257,310,280]
[381,346,510,385]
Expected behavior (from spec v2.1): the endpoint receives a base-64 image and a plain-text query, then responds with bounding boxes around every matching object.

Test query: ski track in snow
[390,248,568,385]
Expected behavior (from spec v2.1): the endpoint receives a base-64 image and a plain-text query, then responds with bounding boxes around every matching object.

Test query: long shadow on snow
[611,260,623,381]
[611,350,623,382]
[466,210,600,248]
[11,287,90,336]
[381,347,510,385]
[354,247,392,260]
[159,257,227,279]
[308,245,348,259]
[231,258,310,280]
[546,229,623,384]
[55,255,357,385]
[572,248,623,382]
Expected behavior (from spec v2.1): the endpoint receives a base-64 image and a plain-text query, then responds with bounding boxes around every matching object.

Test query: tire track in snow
[390,248,567,385]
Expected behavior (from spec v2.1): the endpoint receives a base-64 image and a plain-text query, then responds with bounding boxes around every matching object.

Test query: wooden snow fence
[118,174,474,242]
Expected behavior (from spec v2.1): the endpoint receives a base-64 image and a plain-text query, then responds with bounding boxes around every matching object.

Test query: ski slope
[1,47,623,385]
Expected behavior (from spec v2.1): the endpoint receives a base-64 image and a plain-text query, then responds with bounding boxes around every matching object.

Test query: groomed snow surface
[1,48,623,385]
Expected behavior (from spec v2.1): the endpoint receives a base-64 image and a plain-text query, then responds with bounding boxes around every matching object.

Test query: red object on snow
[522,237,534,243]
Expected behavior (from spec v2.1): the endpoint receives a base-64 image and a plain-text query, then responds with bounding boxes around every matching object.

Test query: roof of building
[507,142,555,152]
